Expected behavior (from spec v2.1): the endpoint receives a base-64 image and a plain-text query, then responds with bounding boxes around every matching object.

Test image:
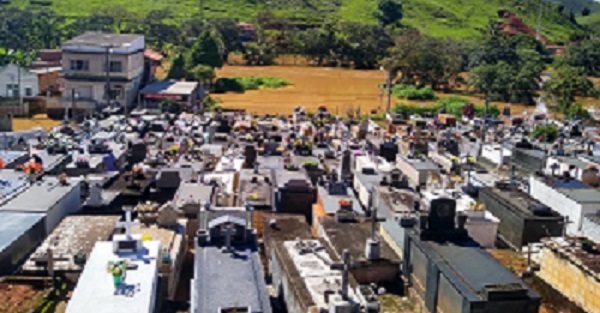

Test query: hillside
[550,0,600,15]
[579,11,600,32]
[13,0,583,41]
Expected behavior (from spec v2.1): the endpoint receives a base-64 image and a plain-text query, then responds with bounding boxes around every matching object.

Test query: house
[139,81,201,112]
[0,63,39,98]
[395,198,540,313]
[60,32,146,117]
[192,214,272,313]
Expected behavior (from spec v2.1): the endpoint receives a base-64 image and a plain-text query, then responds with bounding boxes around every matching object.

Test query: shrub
[391,84,436,100]
[393,103,441,118]
[435,96,500,118]
[212,76,291,93]
[530,124,558,142]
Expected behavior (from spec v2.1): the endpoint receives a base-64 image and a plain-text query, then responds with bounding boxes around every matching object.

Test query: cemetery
[2,95,600,313]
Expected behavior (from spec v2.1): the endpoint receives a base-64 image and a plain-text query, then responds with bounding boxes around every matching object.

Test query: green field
[11,0,583,41]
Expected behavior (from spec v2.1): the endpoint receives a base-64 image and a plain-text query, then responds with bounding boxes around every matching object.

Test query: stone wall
[538,247,600,313]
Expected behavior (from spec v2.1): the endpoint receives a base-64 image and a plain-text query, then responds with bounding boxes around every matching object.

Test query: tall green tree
[374,0,403,27]
[144,10,182,53]
[544,65,597,112]
[167,52,186,80]
[564,38,600,77]
[186,30,224,69]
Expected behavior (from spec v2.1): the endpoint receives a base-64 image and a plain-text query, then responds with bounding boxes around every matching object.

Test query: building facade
[0,63,39,98]
[60,32,145,116]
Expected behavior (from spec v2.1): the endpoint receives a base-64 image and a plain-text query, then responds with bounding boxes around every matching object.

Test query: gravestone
[87,183,103,207]
[244,144,257,168]
[129,142,147,164]
[428,198,456,231]
[380,140,398,163]
[340,150,352,180]
[157,202,180,227]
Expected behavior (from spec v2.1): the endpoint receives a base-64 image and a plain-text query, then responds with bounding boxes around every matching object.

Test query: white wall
[0,64,39,97]
[529,176,590,235]
[481,144,511,166]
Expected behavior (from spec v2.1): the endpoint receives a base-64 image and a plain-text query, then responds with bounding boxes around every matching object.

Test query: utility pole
[536,0,544,41]
[105,46,112,111]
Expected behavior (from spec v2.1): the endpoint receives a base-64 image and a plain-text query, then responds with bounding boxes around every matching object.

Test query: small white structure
[421,189,500,248]
[480,143,512,166]
[529,176,600,235]
[67,210,161,313]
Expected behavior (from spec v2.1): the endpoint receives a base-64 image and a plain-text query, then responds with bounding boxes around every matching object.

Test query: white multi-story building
[59,32,145,115]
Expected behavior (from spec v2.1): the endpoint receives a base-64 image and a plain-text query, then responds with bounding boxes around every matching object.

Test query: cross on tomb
[222,223,237,251]
[368,188,386,242]
[330,249,359,301]
[116,207,140,240]
[31,248,68,284]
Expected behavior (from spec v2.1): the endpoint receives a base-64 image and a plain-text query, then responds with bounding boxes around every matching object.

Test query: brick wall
[538,247,600,313]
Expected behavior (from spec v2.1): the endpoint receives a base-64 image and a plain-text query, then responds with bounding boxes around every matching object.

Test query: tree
[143,10,182,52]
[582,7,591,16]
[388,30,466,89]
[468,23,545,104]
[167,52,186,80]
[375,0,403,27]
[101,6,142,34]
[564,38,600,77]
[544,65,597,112]
[336,23,392,69]
[190,64,216,87]
[186,30,224,69]
[209,18,242,60]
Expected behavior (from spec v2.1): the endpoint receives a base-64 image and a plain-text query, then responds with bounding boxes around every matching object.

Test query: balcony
[62,67,142,83]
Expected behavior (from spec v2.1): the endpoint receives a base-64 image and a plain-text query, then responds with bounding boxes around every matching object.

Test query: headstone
[340,150,351,180]
[428,198,456,231]
[87,183,103,207]
[244,144,257,168]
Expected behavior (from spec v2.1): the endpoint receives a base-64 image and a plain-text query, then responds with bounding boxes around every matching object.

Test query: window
[107,61,122,73]
[106,86,124,100]
[25,87,32,96]
[70,60,89,71]
[6,84,18,98]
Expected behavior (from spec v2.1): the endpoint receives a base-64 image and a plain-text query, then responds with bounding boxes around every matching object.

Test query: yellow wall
[538,248,600,313]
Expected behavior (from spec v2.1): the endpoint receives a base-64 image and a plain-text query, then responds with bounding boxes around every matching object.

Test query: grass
[13,0,583,41]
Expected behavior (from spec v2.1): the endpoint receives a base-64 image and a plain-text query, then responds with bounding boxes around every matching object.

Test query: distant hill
[17,0,583,42]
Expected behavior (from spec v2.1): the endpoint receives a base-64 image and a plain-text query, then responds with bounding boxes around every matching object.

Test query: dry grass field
[214,65,535,116]
[12,115,61,131]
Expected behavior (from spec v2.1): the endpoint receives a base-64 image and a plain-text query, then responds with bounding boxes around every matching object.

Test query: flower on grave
[58,173,68,185]
[338,199,353,207]
[247,192,260,201]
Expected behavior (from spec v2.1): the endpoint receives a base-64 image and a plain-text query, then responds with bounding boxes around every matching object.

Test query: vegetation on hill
[550,0,600,16]
[6,0,585,41]
[578,11,600,32]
